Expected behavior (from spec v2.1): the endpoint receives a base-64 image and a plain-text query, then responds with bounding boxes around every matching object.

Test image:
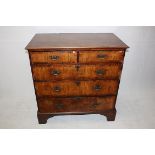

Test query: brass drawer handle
[94,85,102,91]
[73,97,82,100]
[51,70,61,76]
[91,102,100,108]
[49,55,59,60]
[53,86,61,92]
[55,103,64,109]
[97,54,107,59]
[75,81,80,86]
[96,70,105,75]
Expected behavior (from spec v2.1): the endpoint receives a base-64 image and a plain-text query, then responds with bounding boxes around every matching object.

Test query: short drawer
[32,63,122,81]
[30,51,77,64]
[38,96,116,113]
[79,51,124,63]
[35,80,119,97]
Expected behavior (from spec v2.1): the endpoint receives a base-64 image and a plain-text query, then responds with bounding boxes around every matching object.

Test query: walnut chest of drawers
[25,33,129,124]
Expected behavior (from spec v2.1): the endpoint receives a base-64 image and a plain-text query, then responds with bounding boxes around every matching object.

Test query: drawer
[38,96,116,113]
[30,51,77,64]
[35,80,119,97]
[79,51,124,63]
[33,63,122,81]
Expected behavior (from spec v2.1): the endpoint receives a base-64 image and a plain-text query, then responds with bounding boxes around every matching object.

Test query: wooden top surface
[25,33,129,50]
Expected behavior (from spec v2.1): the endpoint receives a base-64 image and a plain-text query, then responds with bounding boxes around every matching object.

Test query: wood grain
[35,80,119,97]
[30,51,77,64]
[79,51,124,63]
[26,33,129,50]
[26,33,129,123]
[38,96,116,113]
[32,63,122,81]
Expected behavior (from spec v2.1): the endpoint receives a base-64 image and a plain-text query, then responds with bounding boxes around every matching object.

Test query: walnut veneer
[26,33,129,124]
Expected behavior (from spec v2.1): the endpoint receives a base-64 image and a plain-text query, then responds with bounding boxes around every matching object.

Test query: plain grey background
[0,26,155,128]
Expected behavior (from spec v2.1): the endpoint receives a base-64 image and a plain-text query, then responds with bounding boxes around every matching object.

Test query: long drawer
[38,96,116,113]
[35,80,119,97]
[32,63,122,81]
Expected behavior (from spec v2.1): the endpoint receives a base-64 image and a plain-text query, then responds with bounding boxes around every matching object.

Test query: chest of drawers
[25,33,129,124]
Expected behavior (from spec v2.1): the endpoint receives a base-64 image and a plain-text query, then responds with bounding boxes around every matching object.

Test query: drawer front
[35,80,119,97]
[79,51,124,63]
[30,51,77,64]
[38,96,116,113]
[32,63,122,81]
